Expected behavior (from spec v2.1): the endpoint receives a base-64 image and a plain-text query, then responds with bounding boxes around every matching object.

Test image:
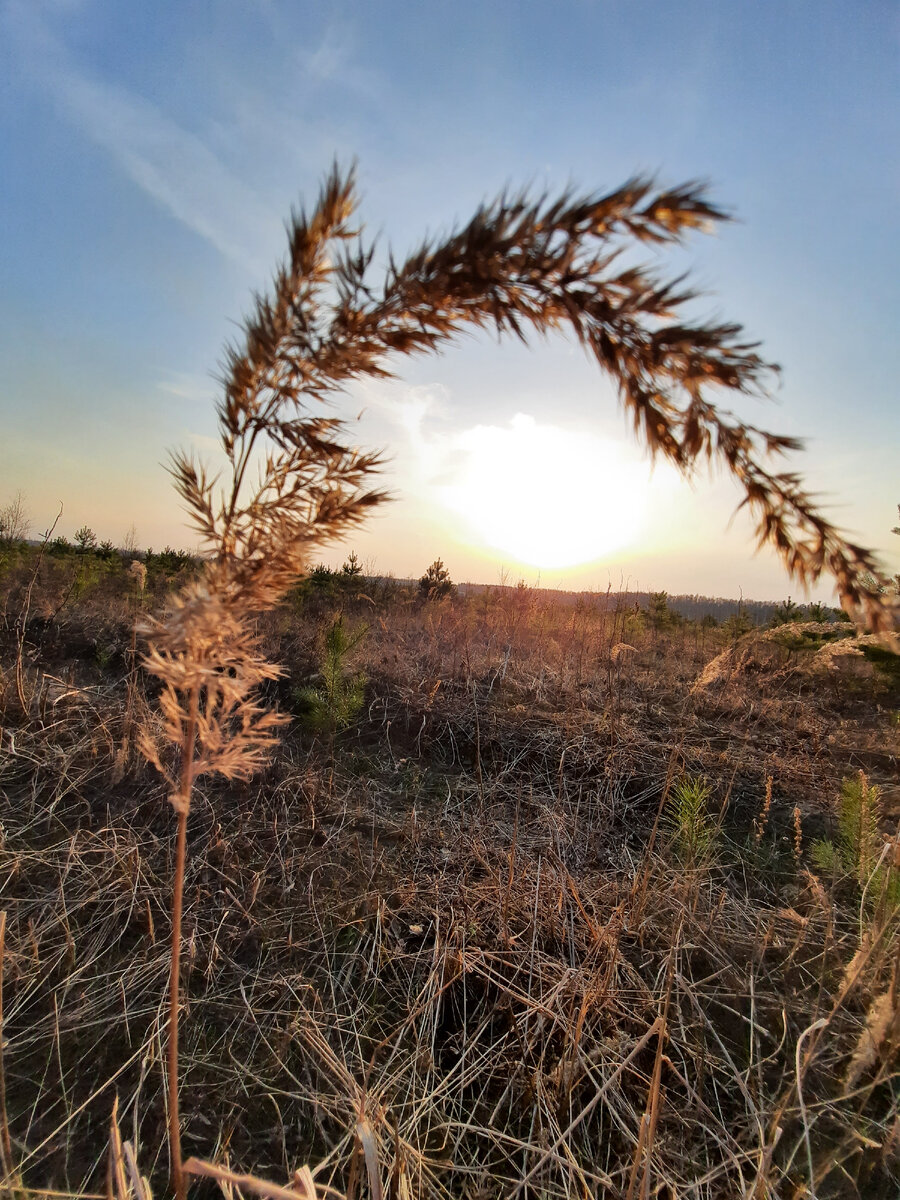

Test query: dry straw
[139,163,897,1198]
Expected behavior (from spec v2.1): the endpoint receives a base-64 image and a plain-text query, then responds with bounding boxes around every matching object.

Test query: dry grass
[2,585,899,1198]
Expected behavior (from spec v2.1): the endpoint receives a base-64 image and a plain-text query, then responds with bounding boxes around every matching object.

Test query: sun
[439,414,646,569]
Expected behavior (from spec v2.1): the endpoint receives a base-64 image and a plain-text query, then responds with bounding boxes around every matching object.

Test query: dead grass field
[1,557,899,1199]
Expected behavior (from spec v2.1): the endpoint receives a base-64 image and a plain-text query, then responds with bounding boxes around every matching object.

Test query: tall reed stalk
[140,164,895,1197]
[0,911,16,1190]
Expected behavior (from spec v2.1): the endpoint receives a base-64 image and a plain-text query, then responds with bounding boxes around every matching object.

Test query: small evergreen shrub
[294,617,367,732]
[722,604,754,640]
[664,776,716,867]
[812,774,900,912]
[74,526,97,552]
[859,644,900,689]
[646,591,673,633]
[419,558,455,600]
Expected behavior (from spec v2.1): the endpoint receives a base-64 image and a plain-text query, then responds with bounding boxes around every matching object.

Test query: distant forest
[14,527,841,627]
[454,581,841,625]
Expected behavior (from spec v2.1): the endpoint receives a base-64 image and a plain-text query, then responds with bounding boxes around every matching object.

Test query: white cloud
[3,0,278,269]
[296,21,382,97]
[157,373,217,404]
[250,5,382,97]
[185,431,226,461]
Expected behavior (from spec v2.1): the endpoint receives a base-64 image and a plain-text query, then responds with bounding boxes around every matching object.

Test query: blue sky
[2,0,898,598]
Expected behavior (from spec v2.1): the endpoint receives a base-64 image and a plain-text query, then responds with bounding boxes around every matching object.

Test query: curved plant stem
[0,911,17,1188]
[168,685,198,1200]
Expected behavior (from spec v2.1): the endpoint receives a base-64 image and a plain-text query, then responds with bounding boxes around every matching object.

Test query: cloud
[295,20,383,98]
[250,3,382,97]
[2,0,278,269]
[354,380,450,463]
[185,431,227,461]
[157,373,217,405]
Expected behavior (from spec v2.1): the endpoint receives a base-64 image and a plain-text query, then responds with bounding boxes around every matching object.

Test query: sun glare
[439,414,646,569]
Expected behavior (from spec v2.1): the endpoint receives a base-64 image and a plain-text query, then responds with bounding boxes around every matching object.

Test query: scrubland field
[1,545,899,1199]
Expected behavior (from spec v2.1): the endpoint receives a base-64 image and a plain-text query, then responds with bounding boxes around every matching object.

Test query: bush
[812,773,900,912]
[723,604,754,640]
[806,601,833,622]
[769,596,804,625]
[664,776,716,867]
[859,644,900,689]
[74,526,97,552]
[293,616,367,732]
[145,546,196,575]
[292,556,368,611]
[340,551,363,581]
[419,558,455,600]
[0,491,30,550]
[646,591,673,633]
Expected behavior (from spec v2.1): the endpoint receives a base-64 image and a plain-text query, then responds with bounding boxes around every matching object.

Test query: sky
[2,0,898,601]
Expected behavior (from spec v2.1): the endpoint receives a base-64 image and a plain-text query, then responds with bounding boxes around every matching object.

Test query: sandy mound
[692,622,898,691]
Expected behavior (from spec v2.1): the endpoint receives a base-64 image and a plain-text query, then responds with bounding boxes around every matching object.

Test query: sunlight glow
[439,414,646,568]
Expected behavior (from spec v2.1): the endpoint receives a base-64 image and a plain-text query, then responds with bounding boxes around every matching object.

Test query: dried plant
[140,163,896,1198]
[754,774,774,845]
[844,988,896,1090]
[6,579,900,1196]
[792,804,804,866]
[129,559,148,592]
[0,911,17,1191]
[0,490,30,551]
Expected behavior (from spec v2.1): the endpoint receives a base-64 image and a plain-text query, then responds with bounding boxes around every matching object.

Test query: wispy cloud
[2,0,278,269]
[296,20,383,98]
[251,3,383,99]
[157,373,217,405]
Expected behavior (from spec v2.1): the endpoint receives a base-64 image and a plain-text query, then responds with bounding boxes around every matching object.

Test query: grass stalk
[167,686,198,1200]
[13,507,62,717]
[0,911,17,1189]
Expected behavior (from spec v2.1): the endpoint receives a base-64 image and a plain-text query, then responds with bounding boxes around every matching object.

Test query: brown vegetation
[1,559,899,1198]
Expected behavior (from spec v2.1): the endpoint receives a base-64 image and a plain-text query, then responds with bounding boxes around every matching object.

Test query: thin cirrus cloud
[3,0,277,270]
[292,18,383,99]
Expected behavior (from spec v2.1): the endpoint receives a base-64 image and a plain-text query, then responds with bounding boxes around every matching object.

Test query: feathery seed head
[142,162,897,809]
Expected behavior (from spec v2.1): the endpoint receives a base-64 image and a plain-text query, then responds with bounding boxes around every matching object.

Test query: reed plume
[141,162,895,1199]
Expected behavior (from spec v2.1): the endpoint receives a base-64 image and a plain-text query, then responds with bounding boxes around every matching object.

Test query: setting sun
[439,414,646,568]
